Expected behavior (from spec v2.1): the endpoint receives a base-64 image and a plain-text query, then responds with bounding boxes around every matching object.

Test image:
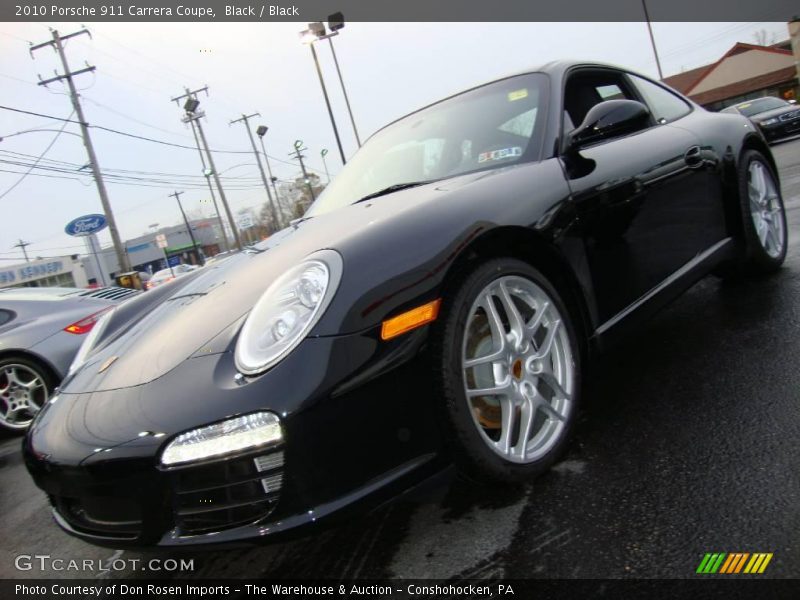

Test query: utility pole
[642,0,664,80]
[230,113,279,230]
[31,28,130,273]
[290,140,316,203]
[171,86,242,250]
[169,191,203,266]
[13,239,31,262]
[188,119,230,253]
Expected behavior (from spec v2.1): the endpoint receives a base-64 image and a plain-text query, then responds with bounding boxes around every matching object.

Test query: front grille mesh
[53,495,143,540]
[170,448,284,536]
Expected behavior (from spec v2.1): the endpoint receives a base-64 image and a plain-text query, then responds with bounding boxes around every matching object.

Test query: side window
[628,75,691,124]
[563,70,641,135]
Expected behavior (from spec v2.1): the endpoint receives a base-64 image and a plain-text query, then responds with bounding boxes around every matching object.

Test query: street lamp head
[298,28,317,45]
[294,139,303,149]
[184,98,200,113]
[309,21,326,37]
[321,149,328,157]
[256,125,268,138]
[328,13,345,31]
[202,168,213,177]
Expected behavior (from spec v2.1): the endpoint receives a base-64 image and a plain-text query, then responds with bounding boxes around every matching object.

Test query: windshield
[734,97,789,117]
[306,73,548,217]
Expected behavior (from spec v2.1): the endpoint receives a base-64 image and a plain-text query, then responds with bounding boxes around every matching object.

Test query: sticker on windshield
[508,89,528,102]
[478,147,523,163]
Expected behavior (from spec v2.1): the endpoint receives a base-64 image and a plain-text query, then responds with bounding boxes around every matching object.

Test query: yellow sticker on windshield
[508,89,528,102]
[738,103,751,109]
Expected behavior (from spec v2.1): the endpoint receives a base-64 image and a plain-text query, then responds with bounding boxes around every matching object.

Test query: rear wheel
[0,357,52,432]
[432,258,581,483]
[737,150,787,273]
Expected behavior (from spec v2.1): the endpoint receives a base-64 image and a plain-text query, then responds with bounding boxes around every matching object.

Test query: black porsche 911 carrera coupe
[24,60,787,548]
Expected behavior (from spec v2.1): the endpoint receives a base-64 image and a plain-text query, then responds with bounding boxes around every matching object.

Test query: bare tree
[753,29,778,46]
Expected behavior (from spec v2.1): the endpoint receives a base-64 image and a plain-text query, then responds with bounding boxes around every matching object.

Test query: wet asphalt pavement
[1,138,799,581]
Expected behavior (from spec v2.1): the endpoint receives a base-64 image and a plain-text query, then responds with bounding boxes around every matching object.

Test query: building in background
[664,21,800,110]
[95,218,227,279]
[0,255,90,289]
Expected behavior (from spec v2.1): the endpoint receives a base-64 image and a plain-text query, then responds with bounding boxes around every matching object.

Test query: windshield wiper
[354,180,433,204]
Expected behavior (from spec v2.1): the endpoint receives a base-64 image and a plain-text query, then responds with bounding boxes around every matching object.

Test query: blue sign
[65,214,108,237]
[167,256,181,267]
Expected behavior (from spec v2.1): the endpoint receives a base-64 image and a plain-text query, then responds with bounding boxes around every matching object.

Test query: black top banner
[2,0,799,22]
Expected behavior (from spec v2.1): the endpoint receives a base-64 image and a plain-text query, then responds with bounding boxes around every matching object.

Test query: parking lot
[2,137,799,581]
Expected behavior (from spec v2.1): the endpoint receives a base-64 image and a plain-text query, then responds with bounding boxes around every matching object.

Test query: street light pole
[326,35,361,148]
[307,41,347,165]
[230,113,279,231]
[171,87,242,251]
[256,126,283,228]
[321,149,331,183]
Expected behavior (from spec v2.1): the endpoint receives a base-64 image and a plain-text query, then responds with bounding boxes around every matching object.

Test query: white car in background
[144,264,198,290]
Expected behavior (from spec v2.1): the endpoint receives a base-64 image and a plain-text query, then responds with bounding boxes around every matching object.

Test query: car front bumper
[758,114,800,143]
[23,326,445,548]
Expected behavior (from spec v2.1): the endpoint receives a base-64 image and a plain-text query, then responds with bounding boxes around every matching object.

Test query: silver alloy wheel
[0,363,48,429]
[461,275,575,464]
[748,160,785,259]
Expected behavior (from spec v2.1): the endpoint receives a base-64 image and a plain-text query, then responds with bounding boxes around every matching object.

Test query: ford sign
[64,214,108,237]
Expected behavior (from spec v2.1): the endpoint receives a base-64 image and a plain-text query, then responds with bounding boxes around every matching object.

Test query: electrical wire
[0,104,329,174]
[0,110,74,200]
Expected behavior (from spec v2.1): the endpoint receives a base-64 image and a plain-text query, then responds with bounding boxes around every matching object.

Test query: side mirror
[566,99,650,151]
[788,99,797,105]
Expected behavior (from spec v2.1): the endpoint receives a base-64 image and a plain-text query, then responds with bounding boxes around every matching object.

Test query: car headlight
[160,412,282,466]
[235,249,343,375]
[67,308,115,376]
[760,118,779,126]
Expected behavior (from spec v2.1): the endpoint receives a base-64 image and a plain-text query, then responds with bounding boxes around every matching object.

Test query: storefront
[0,256,90,289]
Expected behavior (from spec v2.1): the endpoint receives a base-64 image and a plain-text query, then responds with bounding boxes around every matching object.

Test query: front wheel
[432,258,581,483]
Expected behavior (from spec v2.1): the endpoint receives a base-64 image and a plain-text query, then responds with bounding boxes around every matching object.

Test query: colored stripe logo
[696,552,773,574]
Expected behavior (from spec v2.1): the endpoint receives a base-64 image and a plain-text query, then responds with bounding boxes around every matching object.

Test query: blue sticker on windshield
[478,147,522,163]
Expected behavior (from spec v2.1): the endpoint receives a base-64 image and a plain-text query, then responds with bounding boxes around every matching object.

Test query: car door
[561,67,717,328]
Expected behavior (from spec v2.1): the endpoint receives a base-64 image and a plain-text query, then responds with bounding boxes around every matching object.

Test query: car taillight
[63,307,114,335]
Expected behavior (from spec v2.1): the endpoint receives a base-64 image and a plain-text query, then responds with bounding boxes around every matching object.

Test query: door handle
[684,145,703,169]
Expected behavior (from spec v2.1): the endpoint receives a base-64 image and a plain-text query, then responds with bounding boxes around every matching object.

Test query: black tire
[430,258,582,484]
[0,355,54,433]
[733,150,787,275]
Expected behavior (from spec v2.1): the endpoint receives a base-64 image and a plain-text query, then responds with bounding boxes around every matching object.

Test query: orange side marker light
[381,299,441,341]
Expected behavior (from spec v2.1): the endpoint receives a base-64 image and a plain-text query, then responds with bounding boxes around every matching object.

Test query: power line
[0,111,74,200]
[0,104,329,174]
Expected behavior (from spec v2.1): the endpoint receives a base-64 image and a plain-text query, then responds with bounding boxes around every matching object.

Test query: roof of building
[662,41,795,106]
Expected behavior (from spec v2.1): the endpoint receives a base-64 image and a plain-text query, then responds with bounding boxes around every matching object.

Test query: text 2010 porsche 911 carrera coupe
[24,61,787,547]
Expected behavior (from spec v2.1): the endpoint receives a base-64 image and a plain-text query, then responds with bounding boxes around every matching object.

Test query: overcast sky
[0,20,790,263]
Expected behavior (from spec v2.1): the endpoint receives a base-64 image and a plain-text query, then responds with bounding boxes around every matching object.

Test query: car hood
[63,172,489,394]
[750,105,798,122]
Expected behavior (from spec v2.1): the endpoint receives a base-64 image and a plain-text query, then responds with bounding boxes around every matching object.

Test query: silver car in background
[0,287,139,431]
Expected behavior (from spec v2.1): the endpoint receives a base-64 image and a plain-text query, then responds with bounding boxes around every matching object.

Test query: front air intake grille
[170,449,284,536]
[52,495,143,540]
[779,110,800,122]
